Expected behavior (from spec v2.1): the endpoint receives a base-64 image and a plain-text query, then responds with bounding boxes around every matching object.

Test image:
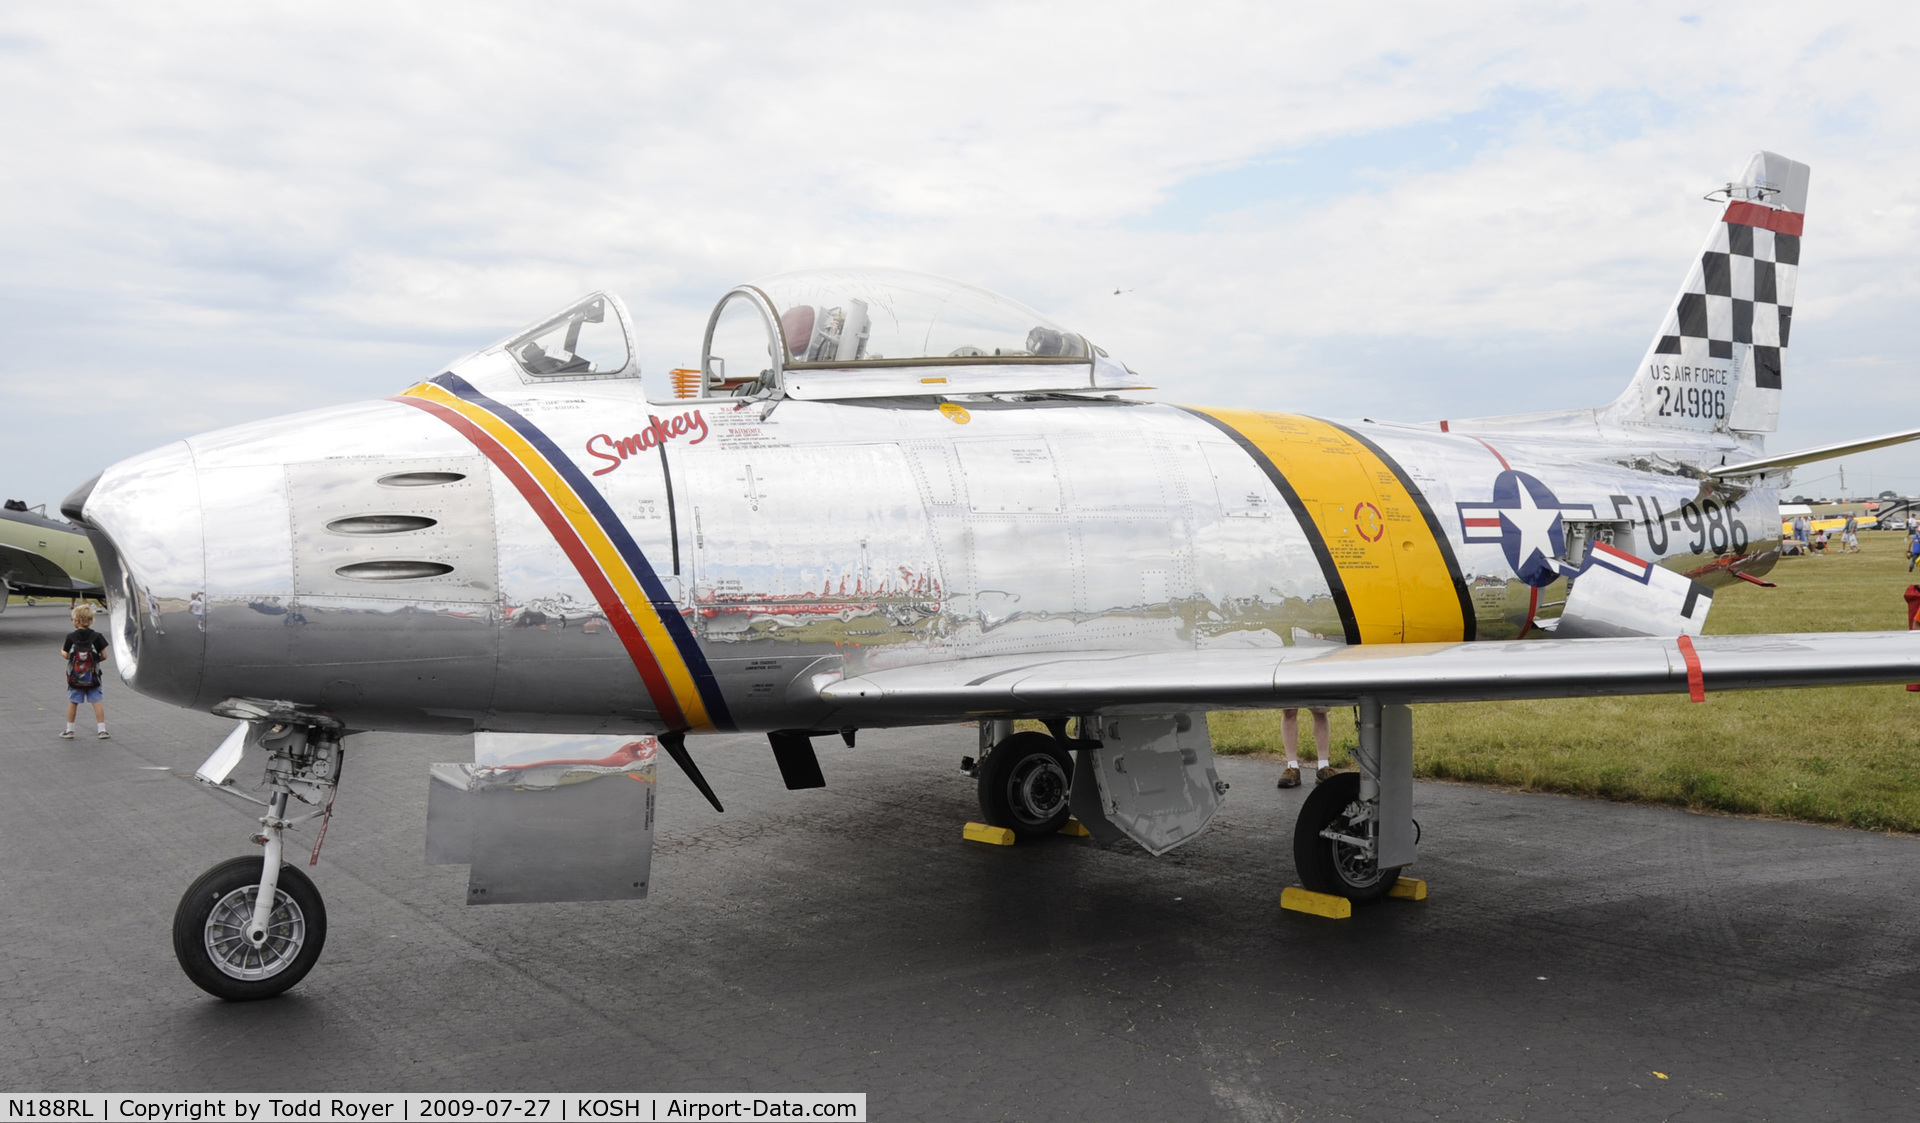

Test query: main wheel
[1293,771,1401,902]
[977,731,1074,839]
[173,856,327,1001]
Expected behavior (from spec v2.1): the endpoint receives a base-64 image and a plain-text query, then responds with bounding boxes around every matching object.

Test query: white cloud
[4,1,1920,505]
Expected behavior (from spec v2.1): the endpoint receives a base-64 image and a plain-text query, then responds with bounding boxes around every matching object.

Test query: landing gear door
[427,732,657,904]
[1081,713,1224,856]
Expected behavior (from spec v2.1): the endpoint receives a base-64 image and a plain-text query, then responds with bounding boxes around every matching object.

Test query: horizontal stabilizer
[1708,426,1920,478]
[816,632,1920,723]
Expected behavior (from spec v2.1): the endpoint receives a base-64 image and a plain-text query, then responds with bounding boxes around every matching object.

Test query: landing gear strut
[174,717,343,1000]
[1291,698,1417,902]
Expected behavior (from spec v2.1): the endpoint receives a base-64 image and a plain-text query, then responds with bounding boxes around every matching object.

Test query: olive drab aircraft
[62,151,1920,999]
[0,499,103,608]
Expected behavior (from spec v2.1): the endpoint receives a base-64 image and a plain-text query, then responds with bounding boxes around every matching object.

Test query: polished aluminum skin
[68,375,1803,736]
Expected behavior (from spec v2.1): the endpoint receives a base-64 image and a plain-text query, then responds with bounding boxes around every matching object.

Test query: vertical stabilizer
[1602,152,1808,435]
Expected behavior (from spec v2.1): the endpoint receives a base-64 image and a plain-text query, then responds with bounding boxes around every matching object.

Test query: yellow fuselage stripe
[1196,409,1468,644]
[403,383,714,729]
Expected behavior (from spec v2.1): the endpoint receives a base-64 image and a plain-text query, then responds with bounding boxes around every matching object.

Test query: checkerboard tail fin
[1601,152,1808,436]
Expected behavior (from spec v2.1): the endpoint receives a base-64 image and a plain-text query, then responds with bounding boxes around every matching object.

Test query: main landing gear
[1289,698,1417,903]
[1293,771,1400,901]
[974,730,1074,839]
[174,717,343,1000]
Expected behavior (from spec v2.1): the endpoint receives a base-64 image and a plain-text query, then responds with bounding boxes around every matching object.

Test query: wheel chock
[1281,886,1351,919]
[1388,877,1427,901]
[1058,818,1091,837]
[963,822,1016,846]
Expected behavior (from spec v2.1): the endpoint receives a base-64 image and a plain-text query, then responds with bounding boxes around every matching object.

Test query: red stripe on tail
[1722,201,1804,236]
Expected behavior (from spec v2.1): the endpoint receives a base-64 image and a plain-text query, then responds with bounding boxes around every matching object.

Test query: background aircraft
[0,499,103,608]
[60,151,1920,1000]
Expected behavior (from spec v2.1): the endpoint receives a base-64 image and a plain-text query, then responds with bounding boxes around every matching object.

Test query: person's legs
[63,699,77,737]
[92,699,107,737]
[1312,708,1337,781]
[1277,709,1301,788]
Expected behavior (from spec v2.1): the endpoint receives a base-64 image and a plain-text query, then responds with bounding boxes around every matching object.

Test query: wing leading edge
[814,632,1920,724]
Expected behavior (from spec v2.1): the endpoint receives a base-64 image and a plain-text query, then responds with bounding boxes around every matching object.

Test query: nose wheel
[176,712,344,999]
[173,856,328,1000]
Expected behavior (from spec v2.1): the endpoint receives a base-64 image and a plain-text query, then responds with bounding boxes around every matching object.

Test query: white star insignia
[1500,487,1564,574]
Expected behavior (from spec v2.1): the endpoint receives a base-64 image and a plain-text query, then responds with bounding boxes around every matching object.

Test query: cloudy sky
[3,2,1916,509]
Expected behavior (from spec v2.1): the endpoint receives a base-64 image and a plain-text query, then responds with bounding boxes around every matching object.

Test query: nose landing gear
[174,713,343,1000]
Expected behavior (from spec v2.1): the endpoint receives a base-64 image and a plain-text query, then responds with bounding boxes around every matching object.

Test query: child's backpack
[67,639,100,690]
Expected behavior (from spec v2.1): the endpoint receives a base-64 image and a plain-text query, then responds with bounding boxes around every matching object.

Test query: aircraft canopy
[750,268,1088,367]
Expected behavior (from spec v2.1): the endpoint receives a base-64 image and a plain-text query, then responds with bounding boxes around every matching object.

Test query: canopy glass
[750,268,1088,367]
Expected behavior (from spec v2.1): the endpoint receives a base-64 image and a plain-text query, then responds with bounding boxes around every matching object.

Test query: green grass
[1212,533,1920,832]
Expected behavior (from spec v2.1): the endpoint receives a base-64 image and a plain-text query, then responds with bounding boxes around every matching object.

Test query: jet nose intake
[72,441,207,709]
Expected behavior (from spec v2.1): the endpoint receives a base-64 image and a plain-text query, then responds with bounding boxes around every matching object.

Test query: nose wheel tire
[173,856,328,1001]
[1293,770,1401,903]
[977,731,1074,839]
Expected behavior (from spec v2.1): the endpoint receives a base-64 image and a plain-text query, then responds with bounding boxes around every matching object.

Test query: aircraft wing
[0,540,86,594]
[815,632,1920,723]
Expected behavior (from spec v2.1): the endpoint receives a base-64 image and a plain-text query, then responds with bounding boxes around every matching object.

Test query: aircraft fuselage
[77,382,1778,735]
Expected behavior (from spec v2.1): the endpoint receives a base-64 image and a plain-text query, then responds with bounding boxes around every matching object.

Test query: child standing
[61,604,109,740]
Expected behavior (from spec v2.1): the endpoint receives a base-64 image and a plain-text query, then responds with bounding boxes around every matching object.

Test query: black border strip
[1179,407,1361,645]
[657,439,681,575]
[1328,421,1478,641]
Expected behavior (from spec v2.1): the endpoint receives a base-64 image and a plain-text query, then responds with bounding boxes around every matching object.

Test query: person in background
[1842,514,1860,553]
[1276,707,1332,788]
[1908,524,1920,572]
[60,604,110,740]
[1812,526,1828,554]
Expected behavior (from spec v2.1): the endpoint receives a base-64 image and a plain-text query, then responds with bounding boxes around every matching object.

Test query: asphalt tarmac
[5,604,1920,1120]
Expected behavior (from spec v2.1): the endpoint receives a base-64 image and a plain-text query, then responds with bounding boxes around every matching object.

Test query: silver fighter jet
[63,152,1920,999]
